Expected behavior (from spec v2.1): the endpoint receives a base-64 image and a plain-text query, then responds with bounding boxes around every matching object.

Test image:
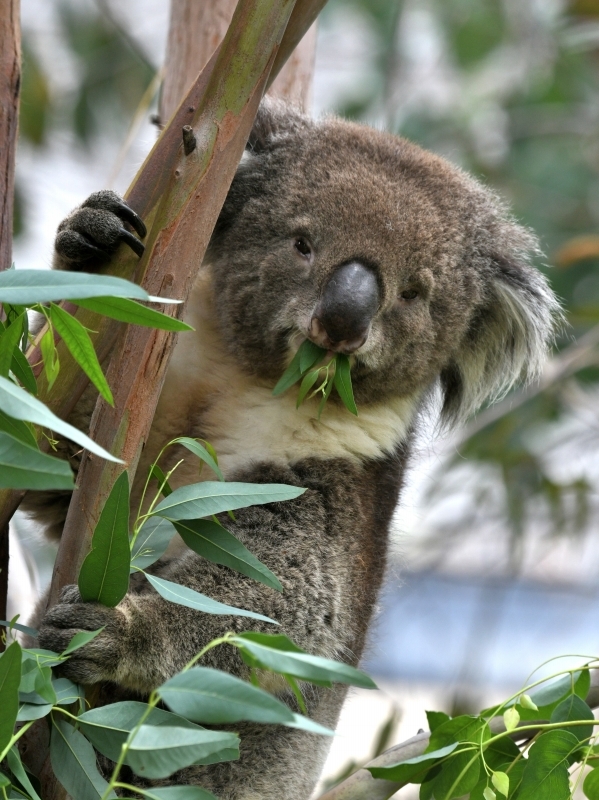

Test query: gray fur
[28,100,560,799]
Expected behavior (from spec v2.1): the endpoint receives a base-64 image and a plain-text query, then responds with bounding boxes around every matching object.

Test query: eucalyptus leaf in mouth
[272,340,358,418]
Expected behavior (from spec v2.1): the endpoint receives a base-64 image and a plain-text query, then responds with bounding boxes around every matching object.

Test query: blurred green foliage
[325,0,599,563]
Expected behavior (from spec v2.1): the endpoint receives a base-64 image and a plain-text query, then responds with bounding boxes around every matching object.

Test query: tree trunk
[159,0,316,125]
[0,0,21,641]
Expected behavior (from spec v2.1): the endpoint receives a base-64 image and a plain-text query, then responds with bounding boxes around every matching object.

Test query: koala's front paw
[54,189,147,272]
[39,585,128,685]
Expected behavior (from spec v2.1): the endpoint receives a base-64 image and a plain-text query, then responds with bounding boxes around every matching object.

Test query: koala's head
[208,100,561,423]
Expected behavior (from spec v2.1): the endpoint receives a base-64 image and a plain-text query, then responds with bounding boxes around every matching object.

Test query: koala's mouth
[307,317,370,355]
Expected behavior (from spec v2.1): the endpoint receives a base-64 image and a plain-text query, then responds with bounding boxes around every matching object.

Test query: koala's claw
[55,189,146,271]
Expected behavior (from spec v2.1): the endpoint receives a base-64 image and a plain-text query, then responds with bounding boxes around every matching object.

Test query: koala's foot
[38,585,127,685]
[54,190,147,272]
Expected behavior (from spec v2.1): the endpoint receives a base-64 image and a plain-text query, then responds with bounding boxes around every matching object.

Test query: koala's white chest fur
[143,270,417,495]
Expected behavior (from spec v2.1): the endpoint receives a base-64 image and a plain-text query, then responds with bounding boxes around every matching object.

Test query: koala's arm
[38,460,357,695]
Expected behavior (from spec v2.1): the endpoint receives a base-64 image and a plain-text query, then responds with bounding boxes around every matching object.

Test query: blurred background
[10,0,599,795]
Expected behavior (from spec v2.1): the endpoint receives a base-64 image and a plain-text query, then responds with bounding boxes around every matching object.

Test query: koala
[27,101,560,800]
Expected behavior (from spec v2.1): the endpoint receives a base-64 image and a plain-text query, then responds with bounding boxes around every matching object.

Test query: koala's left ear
[440,227,563,424]
[246,97,311,154]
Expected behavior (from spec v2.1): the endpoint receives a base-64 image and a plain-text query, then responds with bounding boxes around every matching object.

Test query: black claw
[119,228,146,258]
[114,201,147,239]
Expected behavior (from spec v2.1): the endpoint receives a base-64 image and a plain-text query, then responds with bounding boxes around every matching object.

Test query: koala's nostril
[311,261,379,351]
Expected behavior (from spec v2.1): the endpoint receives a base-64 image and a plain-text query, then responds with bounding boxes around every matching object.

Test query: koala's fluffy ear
[440,223,563,424]
[246,98,310,153]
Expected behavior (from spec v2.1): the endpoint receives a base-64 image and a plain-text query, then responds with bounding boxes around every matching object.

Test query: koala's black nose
[310,261,380,353]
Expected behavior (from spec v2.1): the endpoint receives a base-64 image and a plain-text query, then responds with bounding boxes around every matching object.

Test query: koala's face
[209,103,559,419]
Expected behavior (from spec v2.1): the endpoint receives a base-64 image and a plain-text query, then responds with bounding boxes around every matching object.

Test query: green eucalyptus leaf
[0,376,123,463]
[9,346,37,395]
[0,641,22,753]
[0,269,149,305]
[0,314,25,377]
[158,666,296,725]
[6,746,42,800]
[72,297,192,331]
[426,710,451,732]
[296,368,321,408]
[298,340,326,373]
[78,471,131,606]
[62,628,105,656]
[0,618,37,638]
[171,437,223,481]
[0,411,38,448]
[0,432,74,490]
[49,303,113,405]
[16,702,53,721]
[231,633,376,688]
[78,702,237,768]
[285,713,334,736]
[143,574,276,624]
[40,328,60,389]
[174,518,282,591]
[517,730,580,800]
[136,788,218,800]
[583,766,599,799]
[50,718,117,800]
[150,464,173,496]
[333,353,358,415]
[126,725,239,779]
[152,481,305,521]
[550,694,594,743]
[272,347,304,396]
[368,743,458,782]
[131,518,176,571]
[53,677,81,706]
[492,771,509,797]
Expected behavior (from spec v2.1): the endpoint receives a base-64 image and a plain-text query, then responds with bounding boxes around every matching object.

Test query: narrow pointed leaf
[126,725,239,779]
[296,369,320,408]
[150,464,173,496]
[73,297,192,331]
[78,471,131,606]
[272,347,304,396]
[152,481,305,521]
[171,438,223,480]
[285,713,334,736]
[50,718,117,800]
[0,314,24,377]
[368,743,459,782]
[333,354,358,415]
[62,628,105,656]
[298,340,326,373]
[6,747,42,800]
[40,329,60,389]
[158,666,295,725]
[10,345,37,394]
[174,518,282,591]
[231,633,376,688]
[49,303,113,405]
[131,517,177,571]
[0,375,123,463]
[0,432,74,490]
[0,618,38,638]
[0,411,38,448]
[137,788,218,800]
[0,641,22,753]
[144,573,276,624]
[0,269,149,304]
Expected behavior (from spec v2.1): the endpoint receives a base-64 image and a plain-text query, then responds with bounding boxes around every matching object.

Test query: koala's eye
[400,289,418,301]
[294,237,312,258]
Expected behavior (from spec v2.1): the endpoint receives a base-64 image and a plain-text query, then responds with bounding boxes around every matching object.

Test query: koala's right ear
[246,98,310,153]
